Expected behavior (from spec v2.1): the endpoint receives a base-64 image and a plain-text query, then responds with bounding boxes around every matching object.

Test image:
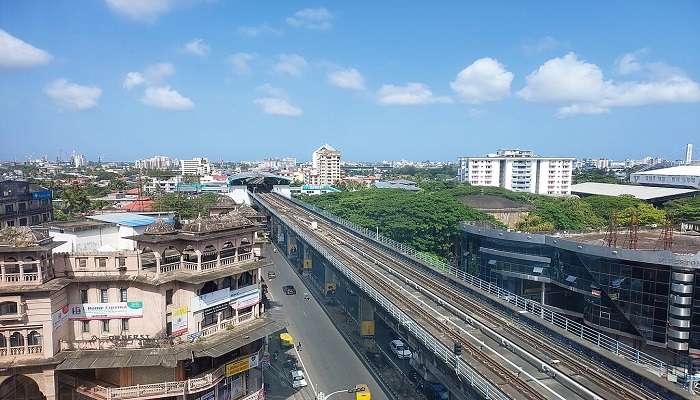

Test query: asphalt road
[264,245,389,400]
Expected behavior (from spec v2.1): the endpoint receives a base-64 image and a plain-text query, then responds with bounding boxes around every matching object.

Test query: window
[4,204,13,213]
[18,202,26,212]
[166,289,173,305]
[78,258,87,269]
[97,258,107,268]
[120,288,128,302]
[7,221,14,227]
[82,321,90,333]
[80,289,88,304]
[0,301,18,315]
[166,313,172,336]
[19,218,27,226]
[102,320,110,333]
[117,257,126,268]
[121,319,129,331]
[100,289,108,303]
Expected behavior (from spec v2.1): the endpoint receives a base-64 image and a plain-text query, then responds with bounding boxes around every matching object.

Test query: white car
[390,339,412,359]
[291,370,308,388]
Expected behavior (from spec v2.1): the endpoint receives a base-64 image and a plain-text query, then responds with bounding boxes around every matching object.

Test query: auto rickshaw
[354,384,371,400]
[280,332,294,347]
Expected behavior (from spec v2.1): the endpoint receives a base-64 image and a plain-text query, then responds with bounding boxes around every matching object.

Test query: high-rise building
[70,151,86,168]
[686,144,693,165]
[457,149,574,195]
[135,155,178,170]
[0,210,282,400]
[310,144,341,185]
[180,157,211,175]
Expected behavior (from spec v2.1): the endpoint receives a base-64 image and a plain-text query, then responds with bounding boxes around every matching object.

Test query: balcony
[149,252,255,277]
[0,259,53,286]
[61,352,264,400]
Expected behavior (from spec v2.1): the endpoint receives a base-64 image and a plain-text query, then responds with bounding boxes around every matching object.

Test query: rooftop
[571,182,698,201]
[45,219,115,232]
[87,212,174,227]
[560,230,700,254]
[633,165,700,176]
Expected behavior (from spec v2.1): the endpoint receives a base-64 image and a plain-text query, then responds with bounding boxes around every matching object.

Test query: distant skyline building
[686,144,693,165]
[180,157,211,176]
[457,149,574,196]
[135,155,178,170]
[70,151,86,168]
[310,144,341,186]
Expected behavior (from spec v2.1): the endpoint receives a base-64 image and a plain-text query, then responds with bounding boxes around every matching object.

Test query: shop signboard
[68,301,144,320]
[190,288,231,313]
[230,286,260,310]
[225,353,259,377]
[52,305,71,330]
[171,306,188,336]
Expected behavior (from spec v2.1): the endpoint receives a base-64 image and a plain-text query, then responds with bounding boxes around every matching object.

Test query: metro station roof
[229,171,292,186]
[571,182,698,201]
[87,212,174,227]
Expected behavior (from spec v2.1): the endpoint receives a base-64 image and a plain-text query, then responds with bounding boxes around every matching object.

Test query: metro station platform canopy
[229,171,292,193]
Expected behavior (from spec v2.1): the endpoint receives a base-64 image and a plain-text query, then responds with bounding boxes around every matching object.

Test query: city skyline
[1,1,699,161]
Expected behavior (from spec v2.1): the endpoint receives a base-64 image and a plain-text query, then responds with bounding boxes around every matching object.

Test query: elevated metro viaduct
[269,217,477,400]
[252,191,696,400]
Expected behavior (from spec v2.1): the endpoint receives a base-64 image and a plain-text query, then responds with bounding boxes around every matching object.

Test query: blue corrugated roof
[87,213,172,227]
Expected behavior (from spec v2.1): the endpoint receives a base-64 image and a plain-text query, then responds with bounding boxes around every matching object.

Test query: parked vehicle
[283,285,296,295]
[291,370,307,388]
[267,271,277,279]
[390,339,412,359]
[280,332,294,347]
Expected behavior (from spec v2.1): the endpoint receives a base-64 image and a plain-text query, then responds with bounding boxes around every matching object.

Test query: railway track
[258,193,665,400]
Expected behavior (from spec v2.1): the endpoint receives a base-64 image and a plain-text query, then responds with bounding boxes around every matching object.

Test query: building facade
[0,209,284,400]
[181,158,212,176]
[134,156,178,171]
[457,149,574,195]
[458,223,700,370]
[310,144,341,186]
[0,180,53,229]
[631,166,700,190]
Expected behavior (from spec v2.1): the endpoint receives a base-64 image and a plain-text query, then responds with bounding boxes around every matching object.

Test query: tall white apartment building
[135,155,177,170]
[686,144,693,165]
[457,149,574,195]
[70,152,86,168]
[180,157,211,175]
[310,144,341,185]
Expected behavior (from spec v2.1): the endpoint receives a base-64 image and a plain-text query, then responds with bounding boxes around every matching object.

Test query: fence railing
[281,194,686,384]
[253,192,511,400]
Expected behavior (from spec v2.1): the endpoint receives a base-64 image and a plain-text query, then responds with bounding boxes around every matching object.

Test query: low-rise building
[630,165,700,189]
[0,180,53,229]
[0,211,284,400]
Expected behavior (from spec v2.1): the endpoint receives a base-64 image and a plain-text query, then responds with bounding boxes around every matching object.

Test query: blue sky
[1,1,699,162]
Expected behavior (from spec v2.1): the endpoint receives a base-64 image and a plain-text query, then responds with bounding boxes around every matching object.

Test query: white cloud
[274,54,308,77]
[228,53,255,75]
[141,86,194,110]
[519,52,700,117]
[237,24,282,37]
[450,58,513,103]
[556,104,609,118]
[123,72,145,90]
[183,38,209,57]
[286,7,333,30]
[0,29,52,68]
[253,84,302,116]
[523,36,561,54]
[328,68,365,91]
[518,53,608,103]
[377,83,452,106]
[124,62,175,90]
[256,83,287,98]
[104,0,172,22]
[45,79,101,111]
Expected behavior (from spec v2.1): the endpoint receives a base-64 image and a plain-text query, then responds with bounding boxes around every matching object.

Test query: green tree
[108,179,128,191]
[573,169,622,184]
[515,215,555,232]
[664,197,700,223]
[153,193,220,219]
[581,195,643,222]
[616,203,667,226]
[61,185,91,215]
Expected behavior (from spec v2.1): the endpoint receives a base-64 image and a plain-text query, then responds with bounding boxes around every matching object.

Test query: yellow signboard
[226,358,250,377]
[303,259,312,269]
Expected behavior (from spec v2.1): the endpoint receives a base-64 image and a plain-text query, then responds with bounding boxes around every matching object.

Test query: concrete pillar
[302,246,312,275]
[196,250,202,271]
[324,264,337,296]
[358,296,375,337]
[154,252,161,277]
